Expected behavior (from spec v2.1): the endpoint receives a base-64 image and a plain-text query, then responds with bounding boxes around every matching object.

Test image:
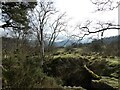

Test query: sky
[54,0,119,39]
[0,0,119,42]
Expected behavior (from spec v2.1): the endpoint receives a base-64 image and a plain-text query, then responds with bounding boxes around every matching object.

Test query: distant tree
[90,39,103,53]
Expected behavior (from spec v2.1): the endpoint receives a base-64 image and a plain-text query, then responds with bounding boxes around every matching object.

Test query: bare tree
[71,20,120,43]
[28,1,56,66]
[70,0,120,43]
[28,1,68,66]
[47,13,68,47]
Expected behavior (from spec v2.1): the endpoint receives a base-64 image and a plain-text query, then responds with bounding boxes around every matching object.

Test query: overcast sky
[54,0,118,39]
[0,0,119,41]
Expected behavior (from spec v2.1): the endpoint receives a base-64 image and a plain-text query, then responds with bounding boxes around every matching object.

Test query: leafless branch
[48,13,68,46]
[73,21,120,43]
[90,0,120,11]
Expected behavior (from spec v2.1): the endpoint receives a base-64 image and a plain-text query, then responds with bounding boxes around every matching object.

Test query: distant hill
[54,35,120,47]
[1,35,120,47]
[102,35,120,44]
[54,39,74,47]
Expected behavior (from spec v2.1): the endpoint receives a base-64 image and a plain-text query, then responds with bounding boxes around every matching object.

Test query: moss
[107,59,119,66]
[53,54,80,60]
[110,73,119,78]
[102,55,108,58]
[99,76,119,89]
[83,65,101,80]
[109,56,115,59]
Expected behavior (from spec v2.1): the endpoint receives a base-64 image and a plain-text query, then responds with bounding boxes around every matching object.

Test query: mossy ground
[47,48,120,89]
[2,47,120,89]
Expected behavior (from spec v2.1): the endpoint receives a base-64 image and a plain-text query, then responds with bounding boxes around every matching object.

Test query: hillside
[54,35,120,47]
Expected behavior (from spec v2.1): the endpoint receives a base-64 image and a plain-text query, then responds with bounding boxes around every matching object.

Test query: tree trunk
[40,28,44,66]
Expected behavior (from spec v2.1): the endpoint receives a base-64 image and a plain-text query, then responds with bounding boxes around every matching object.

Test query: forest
[0,0,120,90]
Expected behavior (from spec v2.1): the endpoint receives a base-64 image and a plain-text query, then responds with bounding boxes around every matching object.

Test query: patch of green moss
[107,58,119,66]
[100,76,119,89]
[53,54,81,60]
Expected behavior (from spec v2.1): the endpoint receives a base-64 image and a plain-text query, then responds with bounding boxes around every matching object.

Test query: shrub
[2,54,60,88]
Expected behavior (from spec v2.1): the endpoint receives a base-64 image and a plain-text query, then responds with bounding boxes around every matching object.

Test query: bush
[2,54,60,88]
